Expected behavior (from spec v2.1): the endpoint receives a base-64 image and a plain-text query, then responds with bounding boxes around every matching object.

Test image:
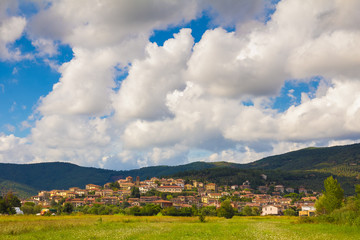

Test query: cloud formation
[1,0,360,170]
[0,1,26,60]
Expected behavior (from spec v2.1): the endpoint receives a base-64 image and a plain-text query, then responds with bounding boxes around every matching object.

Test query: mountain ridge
[1,143,360,197]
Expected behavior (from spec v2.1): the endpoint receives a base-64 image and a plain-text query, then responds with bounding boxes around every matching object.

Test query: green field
[0,215,359,240]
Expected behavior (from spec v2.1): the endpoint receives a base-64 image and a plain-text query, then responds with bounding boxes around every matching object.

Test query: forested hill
[1,143,360,198]
[170,143,360,195]
[0,161,238,197]
[243,143,360,171]
[0,162,117,198]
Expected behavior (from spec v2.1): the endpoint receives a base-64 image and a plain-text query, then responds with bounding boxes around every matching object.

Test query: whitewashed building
[261,205,280,216]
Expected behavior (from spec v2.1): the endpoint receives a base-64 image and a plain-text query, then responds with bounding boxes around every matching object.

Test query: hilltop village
[25,175,318,216]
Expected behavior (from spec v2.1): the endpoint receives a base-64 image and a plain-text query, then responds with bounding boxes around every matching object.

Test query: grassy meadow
[0,215,359,240]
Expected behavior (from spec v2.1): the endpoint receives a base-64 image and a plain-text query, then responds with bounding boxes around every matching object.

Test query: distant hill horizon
[1,143,360,198]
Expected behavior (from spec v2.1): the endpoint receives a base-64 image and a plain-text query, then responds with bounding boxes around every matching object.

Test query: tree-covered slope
[0,178,38,199]
[170,167,359,195]
[169,144,360,194]
[0,162,117,192]
[243,143,360,172]
[0,161,236,196]
[1,143,360,197]
[121,161,241,179]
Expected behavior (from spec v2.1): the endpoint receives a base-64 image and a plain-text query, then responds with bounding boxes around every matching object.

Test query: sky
[1,0,360,170]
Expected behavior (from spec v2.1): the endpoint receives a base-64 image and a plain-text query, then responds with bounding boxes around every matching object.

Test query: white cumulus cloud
[1,0,360,170]
[0,1,27,60]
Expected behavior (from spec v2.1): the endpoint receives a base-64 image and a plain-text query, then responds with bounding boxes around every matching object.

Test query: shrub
[128,206,141,216]
[141,204,161,216]
[240,206,252,216]
[284,208,297,216]
[201,206,217,216]
[199,213,206,223]
[296,216,317,224]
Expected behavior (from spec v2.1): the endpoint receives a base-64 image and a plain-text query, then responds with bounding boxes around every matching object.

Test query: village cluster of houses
[25,176,317,216]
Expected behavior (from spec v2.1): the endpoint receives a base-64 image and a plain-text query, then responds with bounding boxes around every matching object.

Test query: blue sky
[1,0,360,170]
[0,37,73,136]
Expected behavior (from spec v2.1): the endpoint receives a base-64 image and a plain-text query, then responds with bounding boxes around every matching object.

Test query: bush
[296,216,317,224]
[161,207,178,216]
[88,207,99,215]
[327,207,359,225]
[201,206,217,216]
[251,207,261,216]
[98,206,110,215]
[240,206,252,216]
[140,204,161,216]
[314,184,360,225]
[284,208,297,216]
[128,206,141,216]
[21,204,35,215]
[199,213,206,223]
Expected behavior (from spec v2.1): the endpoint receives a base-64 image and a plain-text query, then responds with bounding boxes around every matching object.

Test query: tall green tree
[0,197,13,214]
[217,199,235,219]
[63,203,74,214]
[5,192,21,207]
[0,192,21,214]
[130,187,140,198]
[315,176,344,215]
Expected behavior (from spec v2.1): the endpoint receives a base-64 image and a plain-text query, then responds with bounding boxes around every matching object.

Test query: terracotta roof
[158,186,182,188]
[153,200,172,203]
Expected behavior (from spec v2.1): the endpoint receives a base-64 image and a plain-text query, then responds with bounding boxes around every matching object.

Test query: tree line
[305,176,360,225]
[0,192,21,214]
